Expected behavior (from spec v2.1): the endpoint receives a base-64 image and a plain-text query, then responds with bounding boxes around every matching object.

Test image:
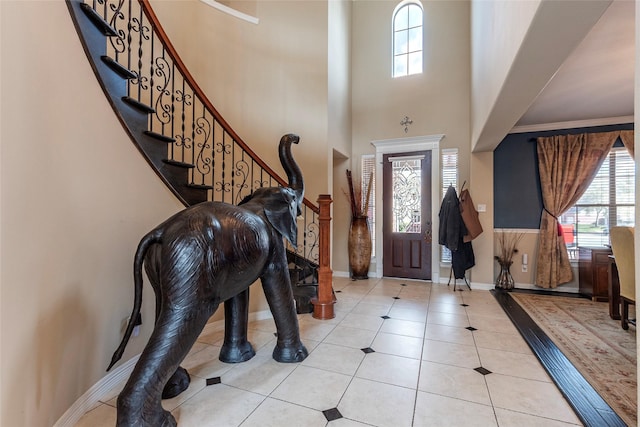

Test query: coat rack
[439,181,481,292]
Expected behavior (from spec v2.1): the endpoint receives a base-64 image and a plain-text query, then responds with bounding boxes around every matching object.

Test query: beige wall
[328,0,353,160]
[470,0,540,148]
[327,0,353,274]
[150,0,331,199]
[2,2,333,424]
[468,152,493,285]
[332,151,352,274]
[0,2,187,425]
[470,1,611,151]
[347,0,471,279]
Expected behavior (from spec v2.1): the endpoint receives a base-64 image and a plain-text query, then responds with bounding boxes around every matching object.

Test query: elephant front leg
[161,366,191,399]
[219,289,256,363]
[261,266,308,363]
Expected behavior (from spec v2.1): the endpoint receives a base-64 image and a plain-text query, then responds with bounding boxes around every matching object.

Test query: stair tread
[187,183,213,190]
[122,97,155,114]
[101,56,137,80]
[144,131,175,143]
[80,3,118,37]
[163,159,195,169]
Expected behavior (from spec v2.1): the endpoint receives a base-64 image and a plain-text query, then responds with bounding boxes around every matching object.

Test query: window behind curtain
[362,155,376,257]
[393,1,423,78]
[441,149,458,263]
[559,146,635,255]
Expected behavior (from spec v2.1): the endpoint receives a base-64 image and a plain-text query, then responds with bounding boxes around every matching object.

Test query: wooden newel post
[312,194,335,319]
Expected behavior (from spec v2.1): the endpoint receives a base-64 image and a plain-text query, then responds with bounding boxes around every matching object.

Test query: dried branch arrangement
[495,231,525,264]
[345,169,373,218]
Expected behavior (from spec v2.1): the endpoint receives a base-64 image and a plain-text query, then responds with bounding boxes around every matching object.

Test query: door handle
[424,221,432,243]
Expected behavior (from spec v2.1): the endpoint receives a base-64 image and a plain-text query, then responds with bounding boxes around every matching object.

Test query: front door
[382,151,432,279]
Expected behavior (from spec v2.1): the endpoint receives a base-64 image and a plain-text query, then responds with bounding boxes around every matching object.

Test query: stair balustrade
[67,0,325,287]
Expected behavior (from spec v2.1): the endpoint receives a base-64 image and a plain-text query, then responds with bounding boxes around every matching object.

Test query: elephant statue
[107,134,309,427]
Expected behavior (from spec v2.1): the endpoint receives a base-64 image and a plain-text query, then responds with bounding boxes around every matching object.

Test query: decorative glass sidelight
[390,156,423,233]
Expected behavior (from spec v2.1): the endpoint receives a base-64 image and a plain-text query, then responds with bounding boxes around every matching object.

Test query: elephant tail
[106,229,162,371]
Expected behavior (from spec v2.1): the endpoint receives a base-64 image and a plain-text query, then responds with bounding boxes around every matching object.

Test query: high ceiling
[514,0,634,130]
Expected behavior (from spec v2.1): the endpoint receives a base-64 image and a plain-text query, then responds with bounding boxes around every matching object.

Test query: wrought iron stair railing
[66,0,321,290]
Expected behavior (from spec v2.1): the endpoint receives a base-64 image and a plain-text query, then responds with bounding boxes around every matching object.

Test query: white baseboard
[53,355,139,427]
[468,282,496,291]
[434,275,580,294]
[54,310,275,427]
[333,270,350,278]
[433,277,495,291]
[332,270,384,279]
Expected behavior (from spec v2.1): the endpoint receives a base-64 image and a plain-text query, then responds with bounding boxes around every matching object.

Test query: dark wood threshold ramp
[491,289,627,427]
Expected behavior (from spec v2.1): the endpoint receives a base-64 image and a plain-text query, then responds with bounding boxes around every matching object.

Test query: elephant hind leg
[116,304,215,427]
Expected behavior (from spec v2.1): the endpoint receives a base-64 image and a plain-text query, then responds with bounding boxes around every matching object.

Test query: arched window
[392,1,423,78]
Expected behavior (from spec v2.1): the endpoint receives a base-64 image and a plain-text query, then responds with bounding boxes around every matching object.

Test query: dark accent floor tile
[466,326,477,331]
[206,376,221,386]
[393,296,400,300]
[323,407,343,421]
[336,290,342,293]
[361,347,375,354]
[401,283,407,286]
[381,315,391,319]
[460,303,469,307]
[474,367,492,375]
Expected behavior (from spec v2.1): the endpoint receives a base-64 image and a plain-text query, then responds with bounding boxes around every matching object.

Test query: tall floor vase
[348,216,372,280]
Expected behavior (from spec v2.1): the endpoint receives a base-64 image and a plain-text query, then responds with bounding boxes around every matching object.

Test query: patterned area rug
[510,293,637,426]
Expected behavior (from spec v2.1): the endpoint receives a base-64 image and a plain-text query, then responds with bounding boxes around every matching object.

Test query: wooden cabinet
[578,246,612,301]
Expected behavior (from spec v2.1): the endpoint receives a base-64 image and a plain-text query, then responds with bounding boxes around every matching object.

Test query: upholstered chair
[609,226,635,330]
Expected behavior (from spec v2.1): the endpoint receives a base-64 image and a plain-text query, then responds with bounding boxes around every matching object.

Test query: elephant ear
[264,188,298,248]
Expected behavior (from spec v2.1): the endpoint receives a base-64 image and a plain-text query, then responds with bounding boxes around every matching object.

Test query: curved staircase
[66,0,326,312]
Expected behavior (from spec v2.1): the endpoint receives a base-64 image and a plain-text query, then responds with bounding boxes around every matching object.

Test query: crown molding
[199,0,259,24]
[510,116,634,134]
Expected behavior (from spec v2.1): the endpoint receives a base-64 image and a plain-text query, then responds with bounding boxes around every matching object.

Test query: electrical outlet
[522,264,528,273]
[121,316,130,334]
[122,313,143,336]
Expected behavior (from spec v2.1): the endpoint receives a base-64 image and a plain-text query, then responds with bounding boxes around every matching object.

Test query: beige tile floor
[75,277,583,427]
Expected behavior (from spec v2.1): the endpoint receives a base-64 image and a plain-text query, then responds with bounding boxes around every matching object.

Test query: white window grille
[441,148,458,263]
[559,146,635,257]
[362,155,376,257]
[392,1,424,78]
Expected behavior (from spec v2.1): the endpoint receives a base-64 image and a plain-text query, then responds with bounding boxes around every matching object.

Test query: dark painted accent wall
[494,123,634,229]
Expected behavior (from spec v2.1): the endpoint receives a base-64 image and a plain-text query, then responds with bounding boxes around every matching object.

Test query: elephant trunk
[278,134,304,206]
